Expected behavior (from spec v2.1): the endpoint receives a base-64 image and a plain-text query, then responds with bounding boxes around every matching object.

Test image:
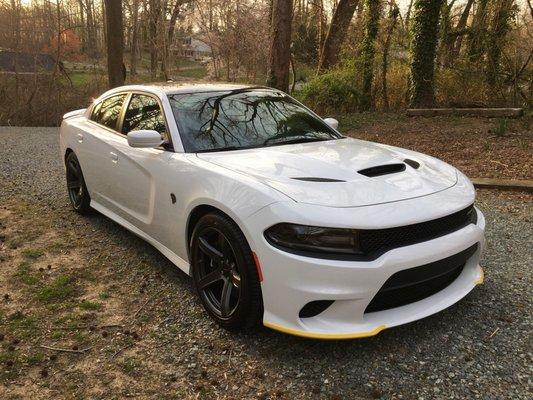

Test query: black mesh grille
[365,244,478,313]
[359,205,477,259]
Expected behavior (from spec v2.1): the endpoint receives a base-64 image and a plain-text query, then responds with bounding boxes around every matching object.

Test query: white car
[59,83,485,339]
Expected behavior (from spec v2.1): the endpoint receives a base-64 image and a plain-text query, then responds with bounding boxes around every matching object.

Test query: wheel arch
[185,203,254,262]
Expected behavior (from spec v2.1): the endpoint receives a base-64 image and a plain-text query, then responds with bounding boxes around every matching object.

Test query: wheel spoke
[197,267,223,290]
[68,160,80,177]
[220,278,233,317]
[198,237,224,264]
[67,181,81,190]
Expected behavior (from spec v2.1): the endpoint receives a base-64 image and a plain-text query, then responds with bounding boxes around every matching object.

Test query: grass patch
[78,300,102,311]
[120,357,140,375]
[99,292,110,300]
[6,312,38,339]
[22,248,45,259]
[7,237,23,249]
[23,352,45,366]
[14,262,39,285]
[175,67,207,79]
[494,118,508,137]
[37,275,75,302]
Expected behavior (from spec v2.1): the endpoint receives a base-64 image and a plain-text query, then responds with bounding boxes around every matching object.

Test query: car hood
[197,138,458,207]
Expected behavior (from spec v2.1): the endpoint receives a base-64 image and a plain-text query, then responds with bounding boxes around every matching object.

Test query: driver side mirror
[127,130,164,148]
[323,117,339,130]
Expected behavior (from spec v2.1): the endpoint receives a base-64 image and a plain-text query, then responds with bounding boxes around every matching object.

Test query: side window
[90,94,127,130]
[122,94,167,137]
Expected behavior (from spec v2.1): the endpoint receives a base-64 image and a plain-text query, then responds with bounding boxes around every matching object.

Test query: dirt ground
[340,113,532,181]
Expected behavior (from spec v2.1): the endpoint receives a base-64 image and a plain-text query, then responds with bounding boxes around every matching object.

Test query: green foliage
[409,0,445,107]
[494,118,508,137]
[360,0,383,110]
[14,262,39,286]
[78,300,102,311]
[22,248,44,259]
[293,19,319,65]
[296,65,362,114]
[37,275,75,302]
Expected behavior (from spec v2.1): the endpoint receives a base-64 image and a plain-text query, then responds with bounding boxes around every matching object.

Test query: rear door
[79,93,128,205]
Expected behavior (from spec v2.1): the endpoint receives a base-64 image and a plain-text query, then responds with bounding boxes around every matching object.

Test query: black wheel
[65,152,92,214]
[190,212,263,331]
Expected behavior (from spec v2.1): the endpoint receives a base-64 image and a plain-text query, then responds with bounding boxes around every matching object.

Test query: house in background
[0,50,57,74]
[175,36,211,60]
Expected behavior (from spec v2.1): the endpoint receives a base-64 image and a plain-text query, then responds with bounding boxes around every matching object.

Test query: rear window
[90,94,127,131]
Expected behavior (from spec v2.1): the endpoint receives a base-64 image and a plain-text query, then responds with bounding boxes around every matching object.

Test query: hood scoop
[358,163,406,177]
[291,177,346,182]
[404,158,421,169]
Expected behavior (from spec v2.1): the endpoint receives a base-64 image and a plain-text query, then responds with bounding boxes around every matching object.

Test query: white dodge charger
[59,83,485,339]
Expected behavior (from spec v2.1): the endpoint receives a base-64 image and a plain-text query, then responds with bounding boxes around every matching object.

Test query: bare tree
[318,0,359,71]
[104,0,124,88]
[266,0,293,91]
[130,0,140,75]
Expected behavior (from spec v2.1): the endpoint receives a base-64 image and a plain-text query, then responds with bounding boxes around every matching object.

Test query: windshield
[168,89,341,153]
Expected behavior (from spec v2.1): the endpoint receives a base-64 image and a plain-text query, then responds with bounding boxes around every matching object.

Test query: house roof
[0,50,56,73]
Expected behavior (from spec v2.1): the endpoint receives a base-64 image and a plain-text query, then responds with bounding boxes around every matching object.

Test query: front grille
[365,244,478,313]
[359,204,477,259]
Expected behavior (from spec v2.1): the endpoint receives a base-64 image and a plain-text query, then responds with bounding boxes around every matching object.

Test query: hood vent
[358,163,406,177]
[292,177,346,182]
[404,158,420,169]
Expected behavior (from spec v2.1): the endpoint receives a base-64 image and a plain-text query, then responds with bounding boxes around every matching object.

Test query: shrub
[296,66,362,114]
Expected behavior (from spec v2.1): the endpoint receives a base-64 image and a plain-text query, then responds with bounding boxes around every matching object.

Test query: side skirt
[90,200,190,274]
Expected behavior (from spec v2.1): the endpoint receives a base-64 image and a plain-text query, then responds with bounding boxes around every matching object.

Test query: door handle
[77,133,83,143]
[110,152,118,163]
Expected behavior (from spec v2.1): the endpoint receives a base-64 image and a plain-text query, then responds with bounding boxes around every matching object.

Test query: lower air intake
[299,300,335,318]
[365,244,478,313]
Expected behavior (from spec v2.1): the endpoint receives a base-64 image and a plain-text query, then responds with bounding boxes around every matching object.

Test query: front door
[102,93,173,239]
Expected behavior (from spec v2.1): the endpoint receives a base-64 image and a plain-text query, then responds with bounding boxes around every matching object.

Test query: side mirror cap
[127,130,164,148]
[323,117,339,130]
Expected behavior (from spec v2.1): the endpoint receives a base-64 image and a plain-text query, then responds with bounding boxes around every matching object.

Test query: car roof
[102,82,267,97]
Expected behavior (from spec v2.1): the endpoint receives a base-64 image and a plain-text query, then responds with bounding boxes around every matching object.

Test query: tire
[65,152,92,215]
[190,212,263,331]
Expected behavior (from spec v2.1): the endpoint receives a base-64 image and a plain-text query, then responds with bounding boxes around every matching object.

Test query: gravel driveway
[0,127,531,399]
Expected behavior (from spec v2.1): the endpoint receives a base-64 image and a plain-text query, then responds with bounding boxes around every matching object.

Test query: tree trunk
[360,0,382,111]
[405,0,414,31]
[161,1,184,80]
[382,4,399,110]
[439,0,457,67]
[467,0,489,60]
[104,0,124,88]
[130,0,139,75]
[85,0,98,58]
[318,0,359,71]
[450,0,474,60]
[409,0,444,108]
[78,0,86,53]
[486,0,514,87]
[148,0,161,80]
[266,0,293,91]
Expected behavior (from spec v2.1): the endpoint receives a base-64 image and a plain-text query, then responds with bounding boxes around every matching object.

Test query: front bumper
[245,201,485,339]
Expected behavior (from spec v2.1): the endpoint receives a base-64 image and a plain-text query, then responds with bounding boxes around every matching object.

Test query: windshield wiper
[196,144,260,153]
[264,136,332,147]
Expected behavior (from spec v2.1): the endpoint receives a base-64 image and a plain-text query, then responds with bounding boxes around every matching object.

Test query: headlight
[264,223,362,256]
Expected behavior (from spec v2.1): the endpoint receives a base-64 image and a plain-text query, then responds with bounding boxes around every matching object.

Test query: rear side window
[122,94,167,137]
[90,94,127,131]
